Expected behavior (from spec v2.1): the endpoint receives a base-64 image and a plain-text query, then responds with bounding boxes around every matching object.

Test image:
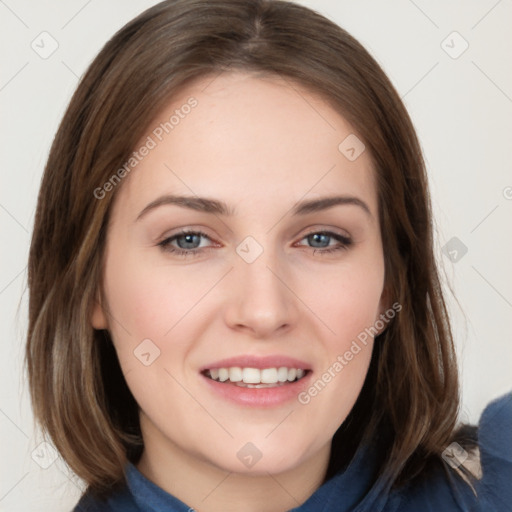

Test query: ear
[91,293,109,330]
[375,285,393,336]
[378,285,391,316]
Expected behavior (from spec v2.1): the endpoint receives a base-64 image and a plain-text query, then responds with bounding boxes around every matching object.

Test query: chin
[202,439,317,476]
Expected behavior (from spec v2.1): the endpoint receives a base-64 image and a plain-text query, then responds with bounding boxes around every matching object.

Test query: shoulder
[391,455,479,512]
[72,485,140,512]
[392,391,512,512]
[473,391,512,511]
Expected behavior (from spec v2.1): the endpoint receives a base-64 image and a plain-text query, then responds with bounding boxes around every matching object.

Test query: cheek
[293,254,383,416]
[102,245,211,341]
[296,288,377,440]
[301,255,384,344]
[100,251,197,421]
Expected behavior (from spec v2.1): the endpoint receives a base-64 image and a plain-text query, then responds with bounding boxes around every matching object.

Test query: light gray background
[1,0,511,510]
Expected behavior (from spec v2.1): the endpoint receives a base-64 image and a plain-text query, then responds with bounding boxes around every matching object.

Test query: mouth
[202,366,310,388]
[200,356,313,407]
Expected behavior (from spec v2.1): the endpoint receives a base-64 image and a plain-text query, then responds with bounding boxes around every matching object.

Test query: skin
[92,71,389,512]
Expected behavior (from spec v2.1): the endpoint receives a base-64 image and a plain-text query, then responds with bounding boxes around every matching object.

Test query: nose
[224,246,299,339]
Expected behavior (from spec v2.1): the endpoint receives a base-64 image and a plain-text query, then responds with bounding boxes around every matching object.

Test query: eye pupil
[309,233,330,248]
[178,233,201,249]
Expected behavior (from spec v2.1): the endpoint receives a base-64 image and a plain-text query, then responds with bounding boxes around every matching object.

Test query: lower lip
[201,373,312,407]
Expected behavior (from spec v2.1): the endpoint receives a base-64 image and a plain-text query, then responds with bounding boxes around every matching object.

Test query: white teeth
[277,367,289,382]
[260,368,278,384]
[206,366,307,385]
[287,368,297,382]
[242,368,261,384]
[229,367,242,382]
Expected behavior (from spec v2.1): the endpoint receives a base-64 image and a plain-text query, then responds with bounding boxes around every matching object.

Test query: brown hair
[26,0,475,500]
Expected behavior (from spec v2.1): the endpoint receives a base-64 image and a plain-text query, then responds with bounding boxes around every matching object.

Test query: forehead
[113,71,377,220]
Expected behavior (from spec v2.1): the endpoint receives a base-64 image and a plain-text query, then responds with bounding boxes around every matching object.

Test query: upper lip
[200,355,311,371]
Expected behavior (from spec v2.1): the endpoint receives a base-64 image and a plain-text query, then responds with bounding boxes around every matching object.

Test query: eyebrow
[136,194,373,221]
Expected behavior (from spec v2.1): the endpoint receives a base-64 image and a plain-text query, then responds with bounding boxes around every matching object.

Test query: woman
[25,1,511,510]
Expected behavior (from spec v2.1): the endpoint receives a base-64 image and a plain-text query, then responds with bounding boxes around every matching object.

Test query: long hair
[26,0,473,499]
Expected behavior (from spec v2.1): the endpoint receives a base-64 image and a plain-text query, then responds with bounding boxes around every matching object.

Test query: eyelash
[157,229,352,258]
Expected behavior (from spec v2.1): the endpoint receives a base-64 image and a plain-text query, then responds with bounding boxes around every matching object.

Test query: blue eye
[158,230,352,257]
[158,230,212,257]
[300,231,352,255]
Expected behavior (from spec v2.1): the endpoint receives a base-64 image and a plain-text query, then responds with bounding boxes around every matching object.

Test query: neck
[136,416,331,512]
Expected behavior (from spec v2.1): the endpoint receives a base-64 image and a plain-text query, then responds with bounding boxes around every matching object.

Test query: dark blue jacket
[74,392,512,512]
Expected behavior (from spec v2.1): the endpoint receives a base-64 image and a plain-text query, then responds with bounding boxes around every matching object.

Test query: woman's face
[92,71,388,475]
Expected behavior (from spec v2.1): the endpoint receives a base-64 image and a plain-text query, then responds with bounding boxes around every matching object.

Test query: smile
[203,367,308,388]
